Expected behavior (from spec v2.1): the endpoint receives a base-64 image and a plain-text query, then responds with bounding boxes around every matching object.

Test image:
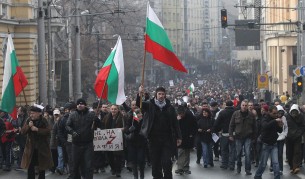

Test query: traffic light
[297,76,303,93]
[221,9,228,28]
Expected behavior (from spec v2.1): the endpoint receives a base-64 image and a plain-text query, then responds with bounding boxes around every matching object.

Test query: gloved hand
[72,132,79,138]
[128,126,135,133]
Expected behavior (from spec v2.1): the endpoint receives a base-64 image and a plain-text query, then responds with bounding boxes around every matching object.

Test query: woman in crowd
[197,107,214,168]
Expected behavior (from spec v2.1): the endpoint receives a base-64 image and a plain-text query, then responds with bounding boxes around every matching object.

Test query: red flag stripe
[94,65,112,98]
[13,66,28,96]
[145,35,187,73]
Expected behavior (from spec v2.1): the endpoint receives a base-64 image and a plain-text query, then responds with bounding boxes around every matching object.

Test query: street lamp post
[74,0,82,100]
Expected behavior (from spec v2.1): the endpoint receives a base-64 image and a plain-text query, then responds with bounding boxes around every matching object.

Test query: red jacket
[1,117,15,143]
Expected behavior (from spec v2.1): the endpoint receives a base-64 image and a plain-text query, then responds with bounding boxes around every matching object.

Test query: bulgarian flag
[186,83,195,95]
[0,34,28,114]
[133,112,139,121]
[145,3,187,73]
[94,36,126,105]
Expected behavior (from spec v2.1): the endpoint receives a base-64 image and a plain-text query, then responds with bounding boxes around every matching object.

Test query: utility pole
[74,0,82,100]
[183,0,188,62]
[47,0,55,106]
[67,5,74,101]
[37,0,47,105]
[299,0,305,104]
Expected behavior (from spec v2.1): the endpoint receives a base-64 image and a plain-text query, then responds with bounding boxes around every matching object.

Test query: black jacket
[260,114,282,145]
[213,106,235,133]
[125,115,146,148]
[57,113,69,145]
[197,116,214,143]
[136,94,181,141]
[66,108,101,145]
[178,109,197,149]
[286,113,305,141]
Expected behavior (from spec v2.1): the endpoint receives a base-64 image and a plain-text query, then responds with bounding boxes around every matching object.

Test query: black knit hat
[76,98,87,106]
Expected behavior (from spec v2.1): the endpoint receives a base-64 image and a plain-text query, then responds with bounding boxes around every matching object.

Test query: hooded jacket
[276,105,288,141]
[286,104,305,141]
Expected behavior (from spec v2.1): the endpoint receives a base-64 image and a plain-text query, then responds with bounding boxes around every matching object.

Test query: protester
[57,102,77,179]
[254,106,282,179]
[21,105,53,179]
[102,104,127,177]
[0,109,17,171]
[213,100,235,170]
[286,104,305,174]
[229,100,256,175]
[175,103,197,174]
[275,105,288,174]
[125,107,146,179]
[197,107,214,168]
[137,86,182,179]
[66,98,101,179]
[15,106,28,169]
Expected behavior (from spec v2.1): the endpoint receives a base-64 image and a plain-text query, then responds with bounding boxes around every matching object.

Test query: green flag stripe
[106,62,119,103]
[1,77,16,112]
[103,50,116,67]
[11,50,18,75]
[146,18,173,52]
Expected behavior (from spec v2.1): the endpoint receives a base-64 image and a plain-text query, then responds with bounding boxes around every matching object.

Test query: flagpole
[20,82,28,106]
[140,35,147,110]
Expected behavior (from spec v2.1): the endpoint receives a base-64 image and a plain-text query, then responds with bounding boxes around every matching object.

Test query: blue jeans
[57,146,64,170]
[255,143,280,179]
[201,142,213,165]
[220,136,236,168]
[235,138,251,171]
[277,140,284,171]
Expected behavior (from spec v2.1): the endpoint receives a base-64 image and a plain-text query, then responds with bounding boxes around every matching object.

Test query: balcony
[264,22,298,36]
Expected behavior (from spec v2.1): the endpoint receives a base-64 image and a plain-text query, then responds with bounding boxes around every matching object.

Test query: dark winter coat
[136,95,182,141]
[286,113,305,141]
[15,114,27,147]
[197,116,214,143]
[213,106,235,133]
[21,116,53,170]
[178,109,197,149]
[229,110,256,139]
[260,114,282,145]
[57,113,69,145]
[66,108,101,145]
[125,113,146,148]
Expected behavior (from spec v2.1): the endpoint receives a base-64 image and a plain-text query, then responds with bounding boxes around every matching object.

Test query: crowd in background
[0,72,303,179]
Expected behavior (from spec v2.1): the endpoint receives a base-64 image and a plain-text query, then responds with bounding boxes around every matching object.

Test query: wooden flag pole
[140,35,147,110]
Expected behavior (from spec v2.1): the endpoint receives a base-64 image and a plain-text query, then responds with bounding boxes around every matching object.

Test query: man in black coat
[212,100,235,170]
[254,105,282,179]
[66,99,101,179]
[175,104,197,175]
[137,86,182,179]
[57,102,76,179]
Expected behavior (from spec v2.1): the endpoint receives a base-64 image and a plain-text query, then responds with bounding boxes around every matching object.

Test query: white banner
[198,80,204,85]
[169,80,174,87]
[93,128,124,151]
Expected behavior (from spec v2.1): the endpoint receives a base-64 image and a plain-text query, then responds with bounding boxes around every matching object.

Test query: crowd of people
[0,72,304,179]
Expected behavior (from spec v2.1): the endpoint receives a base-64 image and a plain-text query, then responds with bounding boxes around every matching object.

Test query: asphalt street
[1,150,305,179]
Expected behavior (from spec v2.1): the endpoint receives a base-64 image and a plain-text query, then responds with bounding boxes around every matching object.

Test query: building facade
[261,0,298,98]
[0,0,63,106]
